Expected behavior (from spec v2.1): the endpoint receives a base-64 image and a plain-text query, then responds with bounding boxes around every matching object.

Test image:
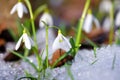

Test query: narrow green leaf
[34,4,47,19]
[70,37,76,48]
[90,59,98,65]
[112,54,116,70]
[8,28,17,41]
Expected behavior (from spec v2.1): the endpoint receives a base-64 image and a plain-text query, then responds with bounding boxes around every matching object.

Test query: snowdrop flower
[15,29,34,50]
[102,16,111,31]
[52,30,71,53]
[83,9,100,33]
[39,12,53,28]
[10,2,28,18]
[99,0,112,13]
[115,11,120,27]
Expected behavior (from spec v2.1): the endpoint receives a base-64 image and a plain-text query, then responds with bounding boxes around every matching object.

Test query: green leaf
[8,28,17,42]
[69,37,78,57]
[112,54,116,70]
[16,20,23,37]
[90,59,98,65]
[70,37,76,48]
[17,76,37,80]
[34,4,47,19]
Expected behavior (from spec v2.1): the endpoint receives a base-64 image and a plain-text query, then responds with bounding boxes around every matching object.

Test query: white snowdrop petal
[39,16,45,28]
[52,33,71,53]
[10,4,17,15]
[99,0,112,13]
[39,20,45,28]
[15,35,23,50]
[22,3,28,13]
[60,39,70,52]
[17,3,24,18]
[41,49,46,60]
[29,37,34,46]
[115,11,120,27]
[62,35,71,49]
[10,2,27,18]
[83,14,93,33]
[42,46,55,60]
[93,16,100,28]
[102,17,111,31]
[39,13,53,28]
[23,33,31,49]
[39,13,48,28]
[47,14,53,27]
[52,35,60,52]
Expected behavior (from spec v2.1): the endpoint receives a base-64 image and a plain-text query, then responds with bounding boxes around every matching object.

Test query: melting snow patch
[0,45,120,80]
[46,45,120,80]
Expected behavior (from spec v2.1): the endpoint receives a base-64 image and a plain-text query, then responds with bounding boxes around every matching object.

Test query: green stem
[24,48,29,57]
[109,1,114,45]
[93,47,97,58]
[24,0,36,44]
[25,0,41,71]
[45,26,49,68]
[75,0,91,51]
[51,26,60,30]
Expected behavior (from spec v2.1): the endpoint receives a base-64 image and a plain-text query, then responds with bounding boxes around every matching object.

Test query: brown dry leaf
[0,39,6,46]
[49,49,73,67]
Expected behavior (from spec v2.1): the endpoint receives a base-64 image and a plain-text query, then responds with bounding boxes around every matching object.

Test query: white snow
[0,45,120,80]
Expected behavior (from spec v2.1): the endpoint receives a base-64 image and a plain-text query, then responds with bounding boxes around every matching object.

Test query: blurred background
[0,0,100,32]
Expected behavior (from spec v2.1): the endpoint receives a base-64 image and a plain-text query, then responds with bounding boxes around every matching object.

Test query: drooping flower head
[39,11,53,28]
[15,28,34,50]
[83,9,100,33]
[10,2,28,18]
[99,0,112,13]
[52,30,71,53]
[102,16,111,31]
